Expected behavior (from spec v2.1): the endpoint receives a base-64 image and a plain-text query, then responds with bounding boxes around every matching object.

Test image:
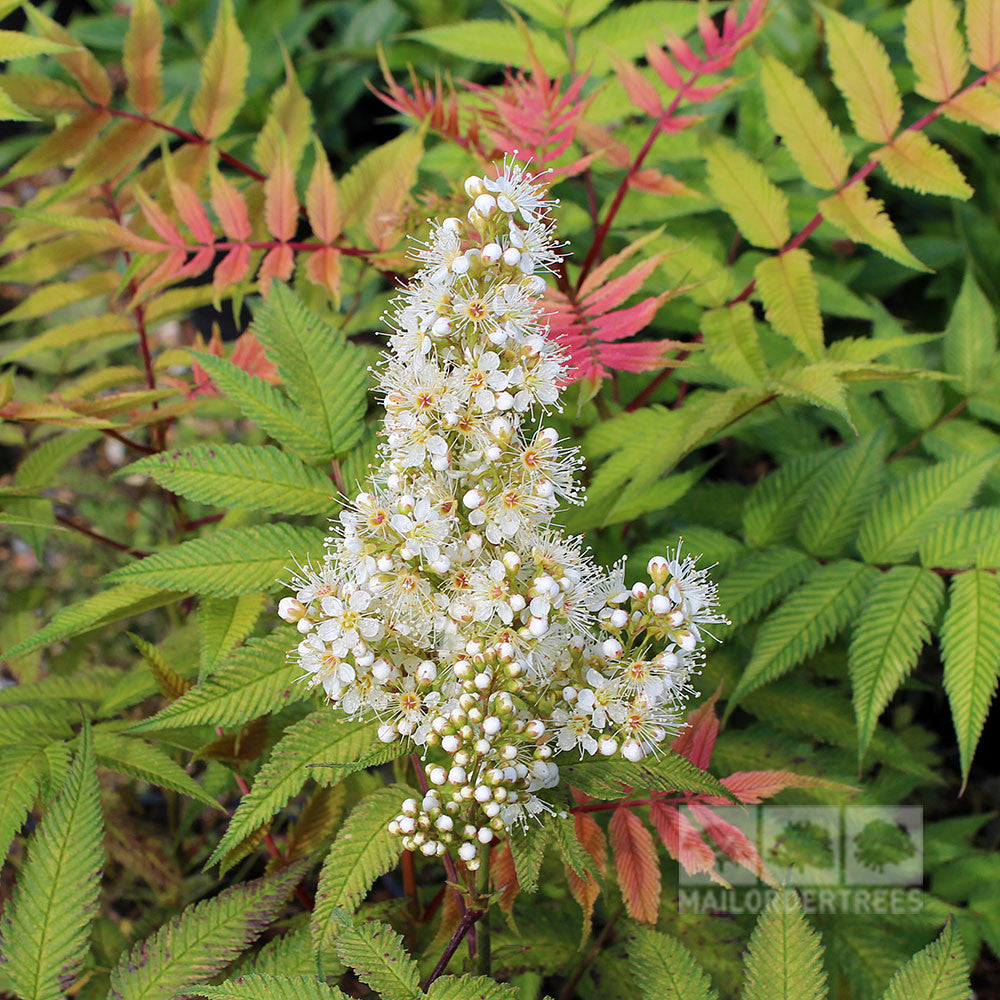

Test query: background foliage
[1,0,999,997]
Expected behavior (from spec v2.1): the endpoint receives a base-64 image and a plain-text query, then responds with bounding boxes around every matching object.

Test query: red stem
[423,906,485,989]
[727,68,1000,308]
[575,81,697,290]
[54,513,148,557]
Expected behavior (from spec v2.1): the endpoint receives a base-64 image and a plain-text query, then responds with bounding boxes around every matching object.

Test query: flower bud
[647,556,669,584]
[278,597,306,622]
[464,175,486,198]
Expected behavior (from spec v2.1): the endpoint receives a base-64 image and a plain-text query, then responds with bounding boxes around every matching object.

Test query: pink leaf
[646,42,684,90]
[213,243,251,294]
[590,294,666,342]
[689,801,773,884]
[649,802,719,879]
[257,244,294,295]
[169,175,215,244]
[305,246,341,298]
[670,691,721,769]
[133,184,184,246]
[580,255,664,316]
[211,169,252,241]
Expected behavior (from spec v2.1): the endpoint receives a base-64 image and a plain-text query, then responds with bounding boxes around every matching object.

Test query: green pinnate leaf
[333,921,420,1000]
[427,976,519,1000]
[856,453,998,564]
[848,566,945,764]
[0,723,103,1000]
[103,524,326,598]
[108,867,302,1000]
[129,631,305,733]
[943,269,997,395]
[719,547,817,627]
[919,510,1000,569]
[729,561,878,709]
[122,445,337,516]
[0,745,48,856]
[207,714,380,868]
[940,570,1000,790]
[188,974,349,1000]
[742,453,832,548]
[742,889,827,1000]
[199,593,265,679]
[311,784,417,949]
[252,284,367,459]
[628,926,717,1000]
[881,920,969,1000]
[93,731,222,810]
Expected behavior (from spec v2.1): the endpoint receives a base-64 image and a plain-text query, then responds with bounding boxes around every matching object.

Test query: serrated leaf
[966,0,1000,70]
[848,566,945,763]
[306,139,341,245]
[729,561,878,708]
[407,20,565,69]
[942,268,997,395]
[3,583,182,660]
[311,784,416,949]
[609,807,659,924]
[129,631,303,733]
[333,921,419,1000]
[123,444,337,515]
[129,631,192,700]
[252,285,367,459]
[0,746,47,854]
[207,714,378,868]
[871,303,943,430]
[190,0,248,139]
[796,429,890,557]
[628,926,716,1000]
[823,7,901,142]
[188,973,349,1000]
[874,131,972,199]
[253,59,313,175]
[704,141,790,250]
[426,976,518,1000]
[742,453,832,548]
[819,184,928,271]
[508,821,549,893]
[919,510,1000,569]
[103,524,326,597]
[940,570,1000,789]
[743,889,827,1000]
[856,453,998,563]
[755,249,824,360]
[759,55,849,189]
[0,724,103,1000]
[189,351,331,464]
[719,547,817,627]
[123,0,162,114]
[905,0,968,102]
[700,304,766,386]
[93,731,221,810]
[881,920,969,1000]
[108,867,301,1000]
[199,593,264,678]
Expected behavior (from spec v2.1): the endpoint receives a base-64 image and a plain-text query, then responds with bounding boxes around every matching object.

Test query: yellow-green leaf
[905,0,968,101]
[0,87,36,121]
[700,303,766,386]
[24,7,111,107]
[253,55,313,174]
[755,249,824,360]
[819,184,929,271]
[823,8,902,142]
[703,141,790,249]
[760,55,849,190]
[0,29,74,61]
[190,0,248,140]
[966,0,1000,71]
[873,130,972,199]
[941,570,1000,790]
[943,84,1000,132]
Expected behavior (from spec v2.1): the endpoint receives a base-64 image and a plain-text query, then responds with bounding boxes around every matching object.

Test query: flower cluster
[279,161,724,868]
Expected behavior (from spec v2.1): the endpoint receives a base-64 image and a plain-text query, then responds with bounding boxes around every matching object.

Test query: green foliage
[1,0,999,996]
[311,784,417,949]
[108,868,301,1000]
[0,724,103,1000]
[333,921,420,1000]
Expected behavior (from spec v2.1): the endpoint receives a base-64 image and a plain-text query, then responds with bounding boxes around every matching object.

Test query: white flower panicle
[279,160,725,868]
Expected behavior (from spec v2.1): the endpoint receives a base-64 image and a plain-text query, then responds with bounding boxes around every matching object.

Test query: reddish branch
[54,513,148,557]
[422,905,485,989]
[727,67,1000,308]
